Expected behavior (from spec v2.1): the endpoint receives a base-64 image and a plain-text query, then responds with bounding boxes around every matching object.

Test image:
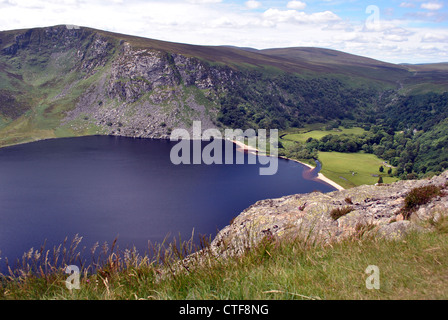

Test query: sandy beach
[231,139,260,155]
[231,139,345,191]
[315,173,345,191]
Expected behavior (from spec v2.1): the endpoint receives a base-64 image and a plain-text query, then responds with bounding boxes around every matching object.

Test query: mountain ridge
[0,25,447,156]
[2,25,445,83]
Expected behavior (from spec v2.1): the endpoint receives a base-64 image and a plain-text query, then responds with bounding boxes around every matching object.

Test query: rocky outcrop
[208,170,448,258]
[62,36,238,139]
[1,25,240,141]
[107,42,236,104]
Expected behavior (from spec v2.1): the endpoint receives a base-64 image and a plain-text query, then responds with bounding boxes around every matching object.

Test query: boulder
[209,170,448,258]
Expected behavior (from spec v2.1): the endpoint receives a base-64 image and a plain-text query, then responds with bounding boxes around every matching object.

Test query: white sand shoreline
[3,136,345,191]
[231,139,345,191]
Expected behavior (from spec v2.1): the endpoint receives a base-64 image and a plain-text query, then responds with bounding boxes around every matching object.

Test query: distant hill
[0,25,447,150]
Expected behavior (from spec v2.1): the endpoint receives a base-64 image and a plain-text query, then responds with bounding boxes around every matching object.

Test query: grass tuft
[400,185,443,219]
[330,206,354,220]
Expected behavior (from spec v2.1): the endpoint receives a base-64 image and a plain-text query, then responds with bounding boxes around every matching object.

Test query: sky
[0,0,447,64]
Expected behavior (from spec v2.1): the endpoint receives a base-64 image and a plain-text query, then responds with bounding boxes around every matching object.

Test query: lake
[0,136,335,270]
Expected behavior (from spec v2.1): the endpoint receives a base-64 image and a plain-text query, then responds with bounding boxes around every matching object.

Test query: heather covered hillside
[0,25,447,181]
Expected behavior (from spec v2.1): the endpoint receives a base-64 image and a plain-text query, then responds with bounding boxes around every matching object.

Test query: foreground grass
[1,228,448,300]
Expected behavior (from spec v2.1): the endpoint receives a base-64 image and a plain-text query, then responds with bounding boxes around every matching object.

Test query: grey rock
[62,40,235,139]
[207,170,448,258]
[375,221,424,240]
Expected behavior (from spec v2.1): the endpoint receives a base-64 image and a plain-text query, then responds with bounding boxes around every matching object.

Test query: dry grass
[330,206,354,220]
[2,225,448,300]
[400,185,444,219]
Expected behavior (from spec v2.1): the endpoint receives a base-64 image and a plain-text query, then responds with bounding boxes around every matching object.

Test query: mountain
[0,25,447,150]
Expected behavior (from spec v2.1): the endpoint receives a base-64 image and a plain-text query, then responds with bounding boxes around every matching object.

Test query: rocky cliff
[207,170,448,258]
[62,38,236,139]
[0,25,243,146]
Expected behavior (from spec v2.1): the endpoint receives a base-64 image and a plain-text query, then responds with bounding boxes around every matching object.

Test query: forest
[216,70,448,180]
[278,119,448,180]
[217,70,379,131]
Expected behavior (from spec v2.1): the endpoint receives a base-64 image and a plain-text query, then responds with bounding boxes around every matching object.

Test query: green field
[318,151,398,189]
[281,126,366,143]
[278,126,398,189]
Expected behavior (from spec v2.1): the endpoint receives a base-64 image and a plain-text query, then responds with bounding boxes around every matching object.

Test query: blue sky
[0,0,447,64]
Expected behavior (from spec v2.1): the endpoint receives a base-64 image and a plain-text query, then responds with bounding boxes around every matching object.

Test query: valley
[0,25,447,187]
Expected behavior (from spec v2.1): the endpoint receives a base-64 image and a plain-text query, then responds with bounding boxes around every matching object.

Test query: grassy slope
[282,127,367,143]
[260,47,411,87]
[0,28,117,148]
[2,227,448,300]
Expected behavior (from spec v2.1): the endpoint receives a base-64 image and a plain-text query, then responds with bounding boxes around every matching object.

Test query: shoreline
[231,139,345,191]
[231,139,259,155]
[1,134,345,191]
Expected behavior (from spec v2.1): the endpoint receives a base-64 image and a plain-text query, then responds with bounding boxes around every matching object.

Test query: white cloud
[385,27,414,37]
[422,33,448,42]
[245,0,261,9]
[5,0,82,6]
[262,8,340,25]
[286,1,306,10]
[186,0,222,4]
[400,2,415,8]
[421,2,443,10]
[334,32,372,43]
[384,34,408,42]
[378,43,401,52]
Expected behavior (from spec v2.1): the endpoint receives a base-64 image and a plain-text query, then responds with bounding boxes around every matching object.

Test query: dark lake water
[0,136,335,270]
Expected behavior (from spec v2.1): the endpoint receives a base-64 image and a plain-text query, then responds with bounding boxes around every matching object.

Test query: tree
[387,168,392,175]
[440,161,448,169]
[405,163,413,174]
[378,176,384,184]
[379,166,384,173]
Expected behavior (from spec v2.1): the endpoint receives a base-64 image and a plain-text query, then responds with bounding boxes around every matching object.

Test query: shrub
[401,185,442,219]
[330,206,354,220]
